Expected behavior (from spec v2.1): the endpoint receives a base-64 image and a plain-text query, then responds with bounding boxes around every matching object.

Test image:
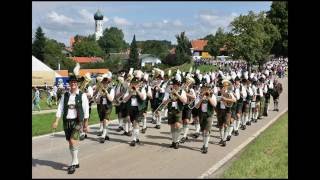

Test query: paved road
[32,78,288,178]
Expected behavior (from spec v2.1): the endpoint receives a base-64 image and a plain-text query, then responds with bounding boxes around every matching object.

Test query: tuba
[221,90,234,107]
[79,73,92,92]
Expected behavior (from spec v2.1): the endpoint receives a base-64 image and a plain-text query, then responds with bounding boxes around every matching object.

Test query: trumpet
[193,89,213,109]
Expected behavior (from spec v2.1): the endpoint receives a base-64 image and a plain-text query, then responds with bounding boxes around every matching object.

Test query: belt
[68,105,76,109]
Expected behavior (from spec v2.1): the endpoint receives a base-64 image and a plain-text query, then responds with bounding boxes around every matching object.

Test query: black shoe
[155,125,161,129]
[105,136,110,141]
[219,139,224,144]
[174,142,179,149]
[242,125,246,130]
[123,131,128,136]
[80,135,85,141]
[127,131,132,136]
[99,137,105,143]
[180,137,186,143]
[246,121,250,126]
[254,119,257,123]
[169,142,175,148]
[202,147,208,154]
[136,139,140,143]
[193,133,200,139]
[221,141,226,147]
[276,109,279,112]
[141,128,147,134]
[84,134,87,138]
[97,131,102,136]
[232,130,235,136]
[130,140,136,146]
[67,165,76,174]
[258,116,262,119]
[117,126,123,132]
[226,135,231,141]
[235,130,239,136]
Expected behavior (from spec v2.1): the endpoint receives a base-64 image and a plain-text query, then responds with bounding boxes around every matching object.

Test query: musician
[142,73,152,133]
[263,75,273,116]
[258,76,266,119]
[150,69,166,129]
[161,74,187,149]
[194,84,217,153]
[79,77,93,141]
[216,79,236,147]
[180,76,196,143]
[191,78,202,139]
[114,72,126,133]
[232,76,245,135]
[251,79,259,123]
[272,79,283,111]
[240,78,251,129]
[95,72,115,143]
[52,74,89,174]
[122,77,146,146]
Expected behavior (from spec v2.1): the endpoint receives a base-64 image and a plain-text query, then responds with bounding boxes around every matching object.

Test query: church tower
[94,9,103,41]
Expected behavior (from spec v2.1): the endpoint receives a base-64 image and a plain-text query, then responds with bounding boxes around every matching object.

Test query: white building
[94,10,104,41]
[140,54,162,67]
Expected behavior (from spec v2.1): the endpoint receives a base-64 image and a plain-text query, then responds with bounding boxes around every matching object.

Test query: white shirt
[123,86,147,104]
[87,86,93,97]
[163,89,187,104]
[56,89,89,119]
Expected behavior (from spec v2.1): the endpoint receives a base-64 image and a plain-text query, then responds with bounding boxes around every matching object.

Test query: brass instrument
[194,88,213,109]
[79,73,92,92]
[153,86,181,114]
[221,90,234,107]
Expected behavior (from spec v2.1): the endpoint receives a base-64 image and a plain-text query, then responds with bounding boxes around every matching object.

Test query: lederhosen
[142,83,149,113]
[264,83,271,103]
[242,86,252,113]
[231,87,238,120]
[199,99,214,132]
[167,90,184,125]
[98,86,113,121]
[127,87,145,123]
[115,83,127,117]
[235,85,244,114]
[151,82,165,112]
[216,91,232,127]
[63,91,84,141]
[192,86,201,117]
[182,88,193,120]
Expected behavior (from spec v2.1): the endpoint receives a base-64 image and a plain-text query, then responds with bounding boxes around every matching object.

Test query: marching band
[52,59,287,174]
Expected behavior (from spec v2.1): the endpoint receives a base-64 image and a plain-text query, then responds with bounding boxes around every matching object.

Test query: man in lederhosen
[52,74,89,174]
[263,73,273,117]
[272,79,283,111]
[122,76,147,146]
[232,76,245,135]
[191,74,202,139]
[180,76,196,143]
[114,72,126,133]
[194,83,217,153]
[216,79,236,147]
[150,68,166,129]
[258,75,266,119]
[163,73,187,149]
[95,72,115,143]
[142,73,152,133]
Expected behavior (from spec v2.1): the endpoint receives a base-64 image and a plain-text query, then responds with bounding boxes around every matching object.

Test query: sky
[32,1,272,46]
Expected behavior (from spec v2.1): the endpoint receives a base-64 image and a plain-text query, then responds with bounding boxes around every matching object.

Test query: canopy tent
[32,56,61,87]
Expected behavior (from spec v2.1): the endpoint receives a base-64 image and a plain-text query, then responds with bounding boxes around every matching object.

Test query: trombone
[154,86,180,114]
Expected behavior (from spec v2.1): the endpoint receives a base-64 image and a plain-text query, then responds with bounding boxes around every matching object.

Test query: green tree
[127,34,140,70]
[267,1,288,57]
[204,27,228,58]
[32,27,46,61]
[72,39,104,57]
[231,11,280,73]
[98,27,127,54]
[174,32,191,65]
[141,40,171,61]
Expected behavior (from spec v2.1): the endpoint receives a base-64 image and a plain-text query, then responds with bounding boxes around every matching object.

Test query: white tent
[32,56,60,87]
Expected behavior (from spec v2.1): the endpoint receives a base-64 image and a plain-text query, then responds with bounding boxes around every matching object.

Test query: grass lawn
[222,112,288,178]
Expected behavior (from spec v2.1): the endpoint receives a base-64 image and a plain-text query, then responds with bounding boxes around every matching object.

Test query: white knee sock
[157,115,161,125]
[220,128,224,140]
[175,128,182,143]
[236,120,241,130]
[228,125,233,136]
[204,134,210,148]
[171,128,175,142]
[241,114,246,125]
[195,123,200,133]
[143,117,147,129]
[101,127,108,138]
[132,128,139,141]
[124,122,129,132]
[164,108,168,117]
[99,122,103,132]
[223,128,228,141]
[70,146,79,165]
[129,122,132,131]
[183,125,189,138]
[119,118,123,128]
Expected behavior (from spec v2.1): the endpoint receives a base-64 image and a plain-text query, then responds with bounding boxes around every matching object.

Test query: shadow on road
[32,157,68,171]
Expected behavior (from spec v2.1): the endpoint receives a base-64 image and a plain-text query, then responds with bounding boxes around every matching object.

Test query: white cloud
[173,20,183,27]
[113,16,131,26]
[47,11,74,25]
[197,11,238,28]
[163,19,168,24]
